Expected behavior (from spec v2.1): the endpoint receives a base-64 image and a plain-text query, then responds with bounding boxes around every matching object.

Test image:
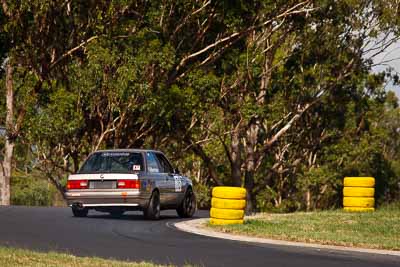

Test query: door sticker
[174,175,182,192]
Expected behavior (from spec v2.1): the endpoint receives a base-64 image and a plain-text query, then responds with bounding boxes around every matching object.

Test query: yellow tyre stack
[343,177,375,212]
[210,186,246,225]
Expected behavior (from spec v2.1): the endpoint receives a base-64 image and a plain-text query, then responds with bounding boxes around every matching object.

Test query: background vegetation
[1,0,400,211]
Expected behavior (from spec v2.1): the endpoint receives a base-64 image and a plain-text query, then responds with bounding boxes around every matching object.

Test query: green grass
[0,246,171,267]
[208,203,400,250]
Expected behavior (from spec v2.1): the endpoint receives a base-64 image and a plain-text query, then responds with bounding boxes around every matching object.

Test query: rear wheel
[144,191,160,220]
[72,207,88,217]
[177,188,196,218]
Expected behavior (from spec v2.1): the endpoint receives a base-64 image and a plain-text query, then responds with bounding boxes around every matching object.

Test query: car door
[155,153,182,205]
[144,152,168,202]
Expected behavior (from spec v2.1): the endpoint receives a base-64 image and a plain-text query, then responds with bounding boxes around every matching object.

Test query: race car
[65,149,196,220]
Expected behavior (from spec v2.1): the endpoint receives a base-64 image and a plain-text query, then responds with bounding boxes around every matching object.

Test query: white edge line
[174,218,400,257]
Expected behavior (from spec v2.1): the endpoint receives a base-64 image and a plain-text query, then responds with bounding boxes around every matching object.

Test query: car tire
[72,207,88,217]
[176,188,197,218]
[210,207,244,220]
[343,187,375,197]
[211,198,246,210]
[144,190,160,220]
[343,197,375,208]
[212,186,247,199]
[343,177,375,187]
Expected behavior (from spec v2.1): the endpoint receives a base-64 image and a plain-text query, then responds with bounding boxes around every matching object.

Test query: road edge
[174,218,400,257]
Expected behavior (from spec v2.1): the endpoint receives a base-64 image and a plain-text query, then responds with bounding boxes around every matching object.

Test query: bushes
[193,181,211,209]
[11,172,55,206]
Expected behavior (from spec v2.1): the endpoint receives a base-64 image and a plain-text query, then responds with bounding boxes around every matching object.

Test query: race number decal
[174,175,182,192]
[133,165,141,171]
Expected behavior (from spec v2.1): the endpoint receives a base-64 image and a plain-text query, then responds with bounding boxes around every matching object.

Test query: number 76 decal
[174,175,182,192]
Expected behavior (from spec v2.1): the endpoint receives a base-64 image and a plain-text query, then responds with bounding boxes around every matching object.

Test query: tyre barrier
[212,186,247,199]
[343,187,374,197]
[211,198,246,210]
[210,186,246,225]
[343,197,375,207]
[210,217,244,225]
[343,177,375,187]
[343,177,375,212]
[210,207,245,220]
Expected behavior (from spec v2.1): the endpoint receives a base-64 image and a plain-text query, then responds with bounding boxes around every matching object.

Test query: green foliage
[1,0,400,211]
[11,172,55,206]
[193,181,211,209]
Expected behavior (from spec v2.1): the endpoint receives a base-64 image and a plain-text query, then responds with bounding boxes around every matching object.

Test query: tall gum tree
[0,0,133,203]
[0,61,14,205]
[1,0,400,208]
[166,0,400,212]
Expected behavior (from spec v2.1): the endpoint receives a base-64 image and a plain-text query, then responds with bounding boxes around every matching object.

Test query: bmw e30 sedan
[65,149,196,220]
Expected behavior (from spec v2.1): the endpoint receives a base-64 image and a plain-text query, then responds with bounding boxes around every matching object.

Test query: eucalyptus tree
[2,0,400,209]
[0,0,140,203]
[161,0,400,211]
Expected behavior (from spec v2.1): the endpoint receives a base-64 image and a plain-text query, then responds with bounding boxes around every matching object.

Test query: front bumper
[65,190,150,208]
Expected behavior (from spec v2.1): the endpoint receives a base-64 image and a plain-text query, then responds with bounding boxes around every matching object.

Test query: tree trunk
[306,189,311,211]
[184,137,223,186]
[244,120,259,214]
[0,62,14,206]
[244,171,255,214]
[243,37,273,213]
[0,163,5,205]
[71,152,80,173]
[230,129,242,186]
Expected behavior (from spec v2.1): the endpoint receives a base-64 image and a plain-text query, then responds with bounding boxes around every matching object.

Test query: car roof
[94,148,163,154]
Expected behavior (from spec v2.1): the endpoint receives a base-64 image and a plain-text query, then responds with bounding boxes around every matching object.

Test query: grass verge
[0,246,171,267]
[207,203,400,250]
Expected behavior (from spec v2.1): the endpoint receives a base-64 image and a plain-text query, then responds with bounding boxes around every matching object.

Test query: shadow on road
[67,209,208,221]
[84,213,178,221]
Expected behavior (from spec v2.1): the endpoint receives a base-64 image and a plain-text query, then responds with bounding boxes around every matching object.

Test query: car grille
[89,180,117,189]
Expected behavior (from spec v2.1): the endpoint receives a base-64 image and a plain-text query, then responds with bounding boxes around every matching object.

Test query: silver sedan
[65,149,196,220]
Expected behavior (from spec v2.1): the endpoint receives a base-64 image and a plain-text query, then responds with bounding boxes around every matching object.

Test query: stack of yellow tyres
[210,186,246,225]
[343,177,375,212]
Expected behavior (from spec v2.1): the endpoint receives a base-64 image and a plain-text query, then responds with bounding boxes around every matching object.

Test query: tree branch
[49,36,99,69]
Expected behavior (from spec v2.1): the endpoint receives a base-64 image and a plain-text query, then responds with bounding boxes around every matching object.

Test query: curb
[174,218,400,257]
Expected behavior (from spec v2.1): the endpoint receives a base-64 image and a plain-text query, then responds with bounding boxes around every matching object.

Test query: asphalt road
[0,206,399,267]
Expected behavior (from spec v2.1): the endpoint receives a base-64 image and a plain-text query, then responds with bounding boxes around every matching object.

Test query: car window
[155,153,174,173]
[80,153,106,173]
[79,152,144,173]
[146,152,160,173]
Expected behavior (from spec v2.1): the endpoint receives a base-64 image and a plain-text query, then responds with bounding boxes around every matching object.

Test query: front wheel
[72,207,88,217]
[177,188,197,218]
[144,191,161,220]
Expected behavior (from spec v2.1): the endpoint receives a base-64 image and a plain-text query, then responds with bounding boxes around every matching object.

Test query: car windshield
[78,152,144,174]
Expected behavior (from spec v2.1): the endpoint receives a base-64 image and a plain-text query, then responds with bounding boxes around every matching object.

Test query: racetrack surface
[0,206,398,267]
